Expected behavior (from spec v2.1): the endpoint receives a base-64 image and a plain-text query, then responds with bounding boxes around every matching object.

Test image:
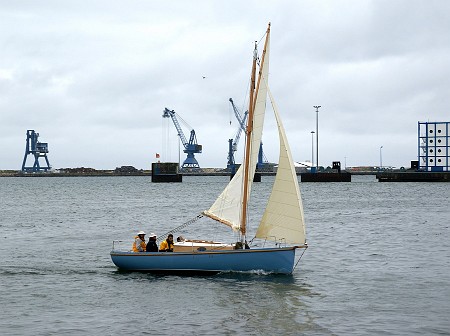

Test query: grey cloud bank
[1,0,449,170]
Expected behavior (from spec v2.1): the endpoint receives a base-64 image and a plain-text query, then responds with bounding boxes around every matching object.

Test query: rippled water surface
[1,175,449,335]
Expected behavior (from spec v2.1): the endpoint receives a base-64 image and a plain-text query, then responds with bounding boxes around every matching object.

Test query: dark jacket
[146,240,158,252]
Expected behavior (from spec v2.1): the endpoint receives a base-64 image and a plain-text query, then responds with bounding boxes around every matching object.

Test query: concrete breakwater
[0,170,273,177]
[1,165,383,178]
[0,168,236,177]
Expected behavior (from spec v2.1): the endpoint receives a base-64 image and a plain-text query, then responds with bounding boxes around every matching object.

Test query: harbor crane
[227,98,248,173]
[21,130,51,172]
[162,108,202,169]
[227,98,267,174]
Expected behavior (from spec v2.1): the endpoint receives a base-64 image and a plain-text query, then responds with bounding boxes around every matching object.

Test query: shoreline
[0,170,377,177]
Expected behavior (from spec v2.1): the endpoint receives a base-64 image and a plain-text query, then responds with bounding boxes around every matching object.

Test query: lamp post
[313,106,321,170]
[310,131,315,167]
[379,146,383,170]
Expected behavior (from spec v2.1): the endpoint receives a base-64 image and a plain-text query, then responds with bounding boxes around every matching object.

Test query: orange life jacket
[132,236,146,252]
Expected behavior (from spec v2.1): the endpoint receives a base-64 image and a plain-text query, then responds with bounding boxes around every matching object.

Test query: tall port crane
[21,130,51,172]
[162,107,202,169]
[227,98,248,173]
[227,98,266,173]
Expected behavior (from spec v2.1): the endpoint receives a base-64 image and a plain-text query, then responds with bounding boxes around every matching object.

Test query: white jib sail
[255,87,306,245]
[203,34,271,231]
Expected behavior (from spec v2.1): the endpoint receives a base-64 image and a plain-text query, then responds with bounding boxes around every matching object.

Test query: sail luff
[241,23,271,237]
[240,42,258,237]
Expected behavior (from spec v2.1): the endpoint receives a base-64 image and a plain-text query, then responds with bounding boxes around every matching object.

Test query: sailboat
[110,23,308,274]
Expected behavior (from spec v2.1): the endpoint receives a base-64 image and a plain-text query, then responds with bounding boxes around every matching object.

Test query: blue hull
[110,247,301,274]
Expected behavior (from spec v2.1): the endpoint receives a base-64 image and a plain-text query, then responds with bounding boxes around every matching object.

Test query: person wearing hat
[132,231,147,252]
[146,233,158,252]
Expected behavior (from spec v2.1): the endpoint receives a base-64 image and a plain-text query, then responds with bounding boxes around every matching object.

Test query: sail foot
[202,210,241,231]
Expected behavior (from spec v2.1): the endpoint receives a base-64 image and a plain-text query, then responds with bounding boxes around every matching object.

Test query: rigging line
[242,76,251,114]
[162,117,167,160]
[255,30,268,67]
[156,214,204,243]
[257,30,267,45]
[293,246,308,271]
[163,116,171,161]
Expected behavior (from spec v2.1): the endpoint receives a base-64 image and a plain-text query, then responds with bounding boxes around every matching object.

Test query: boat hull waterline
[110,246,304,274]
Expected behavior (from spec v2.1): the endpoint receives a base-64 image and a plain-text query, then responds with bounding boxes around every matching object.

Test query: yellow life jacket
[159,239,174,252]
[132,236,146,252]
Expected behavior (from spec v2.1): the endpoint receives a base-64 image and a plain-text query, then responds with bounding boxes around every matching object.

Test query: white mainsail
[255,87,306,244]
[203,30,271,232]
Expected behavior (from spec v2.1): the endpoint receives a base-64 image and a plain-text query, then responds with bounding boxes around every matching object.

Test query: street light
[310,131,315,167]
[379,146,383,170]
[313,106,321,170]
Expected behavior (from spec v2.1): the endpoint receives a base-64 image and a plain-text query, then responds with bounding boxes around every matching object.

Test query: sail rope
[257,30,266,46]
[292,245,308,271]
[255,29,268,67]
[156,214,203,243]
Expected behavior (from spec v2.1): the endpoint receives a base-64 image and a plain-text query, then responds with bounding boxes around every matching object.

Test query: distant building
[418,122,449,172]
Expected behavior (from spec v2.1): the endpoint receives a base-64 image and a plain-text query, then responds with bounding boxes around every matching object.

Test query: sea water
[0,175,449,335]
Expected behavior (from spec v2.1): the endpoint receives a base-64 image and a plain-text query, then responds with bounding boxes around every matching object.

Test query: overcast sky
[1,0,449,170]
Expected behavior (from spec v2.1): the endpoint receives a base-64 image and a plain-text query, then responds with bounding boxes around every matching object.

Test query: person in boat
[234,241,251,250]
[176,236,185,242]
[132,231,147,252]
[159,234,174,252]
[146,233,158,252]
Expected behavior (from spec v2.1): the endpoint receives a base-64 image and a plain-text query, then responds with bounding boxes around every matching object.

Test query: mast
[240,43,257,238]
[240,23,271,238]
